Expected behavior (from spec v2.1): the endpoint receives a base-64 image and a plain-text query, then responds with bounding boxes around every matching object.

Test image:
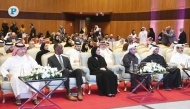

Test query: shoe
[15,99,21,106]
[77,92,83,101]
[66,93,77,101]
[32,99,39,105]
[147,87,154,93]
[163,87,171,91]
[174,86,182,89]
[107,94,112,97]
[111,94,115,97]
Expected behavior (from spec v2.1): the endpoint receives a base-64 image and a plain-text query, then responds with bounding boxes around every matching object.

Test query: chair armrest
[0,74,9,82]
[107,65,119,74]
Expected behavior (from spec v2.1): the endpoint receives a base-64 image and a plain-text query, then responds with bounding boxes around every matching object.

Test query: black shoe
[163,87,171,91]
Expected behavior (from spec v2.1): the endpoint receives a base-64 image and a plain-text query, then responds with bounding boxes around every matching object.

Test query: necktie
[58,55,65,70]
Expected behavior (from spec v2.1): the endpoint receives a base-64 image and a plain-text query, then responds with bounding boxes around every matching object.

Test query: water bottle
[129,61,133,73]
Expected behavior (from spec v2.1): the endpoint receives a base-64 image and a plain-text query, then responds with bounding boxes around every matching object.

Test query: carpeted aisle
[0,82,190,109]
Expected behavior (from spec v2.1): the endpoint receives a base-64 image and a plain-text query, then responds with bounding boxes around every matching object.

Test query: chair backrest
[113,51,125,65]
[79,53,91,67]
[165,51,173,63]
[63,47,73,53]
[48,44,54,52]
[41,52,69,66]
[113,48,122,52]
[184,47,190,55]
[139,52,149,60]
[137,48,149,54]
[0,47,6,55]
[41,52,54,66]
[161,47,169,58]
[27,47,40,59]
[0,53,12,66]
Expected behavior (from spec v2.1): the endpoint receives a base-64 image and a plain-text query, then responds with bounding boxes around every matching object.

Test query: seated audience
[122,45,151,94]
[142,45,182,90]
[170,44,190,77]
[88,41,94,49]
[65,42,81,67]
[53,34,62,44]
[4,42,14,53]
[87,46,117,96]
[0,43,40,105]
[64,38,74,47]
[35,43,50,65]
[48,43,83,101]
[81,42,89,52]
[27,40,35,50]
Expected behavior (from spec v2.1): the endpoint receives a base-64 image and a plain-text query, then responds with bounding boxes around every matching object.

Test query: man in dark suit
[28,23,36,42]
[178,28,186,44]
[6,32,18,43]
[48,43,83,101]
[75,34,87,43]
[95,28,104,38]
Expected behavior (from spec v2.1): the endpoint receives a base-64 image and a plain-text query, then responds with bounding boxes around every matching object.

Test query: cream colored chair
[63,47,73,53]
[0,53,45,103]
[183,47,190,55]
[165,51,173,63]
[27,47,40,59]
[112,51,130,91]
[161,47,169,59]
[137,48,149,54]
[41,52,86,95]
[139,52,149,60]
[79,53,95,94]
[0,47,6,56]
[48,44,54,52]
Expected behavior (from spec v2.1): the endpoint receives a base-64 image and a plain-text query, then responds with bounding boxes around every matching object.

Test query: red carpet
[1,82,190,109]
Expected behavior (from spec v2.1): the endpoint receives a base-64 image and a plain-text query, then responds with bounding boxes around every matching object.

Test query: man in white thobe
[99,41,113,66]
[138,27,148,44]
[65,41,81,67]
[170,44,190,77]
[0,43,40,106]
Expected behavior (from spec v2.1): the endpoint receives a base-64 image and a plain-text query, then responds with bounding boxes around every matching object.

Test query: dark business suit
[28,27,36,42]
[6,37,18,42]
[48,55,83,93]
[178,31,186,44]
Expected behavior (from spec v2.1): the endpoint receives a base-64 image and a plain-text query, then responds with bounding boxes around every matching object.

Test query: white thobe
[65,49,80,67]
[100,48,113,66]
[170,52,190,77]
[139,31,148,44]
[0,55,40,98]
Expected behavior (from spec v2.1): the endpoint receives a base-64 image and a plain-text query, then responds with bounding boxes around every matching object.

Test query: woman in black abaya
[87,46,118,96]
[35,42,50,65]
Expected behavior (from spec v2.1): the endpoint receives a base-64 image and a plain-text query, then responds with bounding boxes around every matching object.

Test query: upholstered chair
[0,53,45,103]
[26,47,40,59]
[112,51,130,91]
[41,52,85,96]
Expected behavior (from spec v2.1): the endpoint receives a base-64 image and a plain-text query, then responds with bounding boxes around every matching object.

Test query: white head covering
[4,32,11,40]
[172,44,184,55]
[148,44,162,56]
[120,44,141,65]
[169,41,178,49]
[4,42,14,52]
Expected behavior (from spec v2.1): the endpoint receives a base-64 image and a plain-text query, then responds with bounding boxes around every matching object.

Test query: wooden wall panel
[0,0,62,12]
[62,0,76,12]
[0,18,75,36]
[151,0,188,11]
[75,0,92,12]
[91,22,110,35]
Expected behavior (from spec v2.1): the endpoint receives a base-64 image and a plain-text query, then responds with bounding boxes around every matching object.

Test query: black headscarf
[36,43,50,65]
[91,46,100,57]
[64,38,73,47]
[148,28,155,41]
[81,42,88,52]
